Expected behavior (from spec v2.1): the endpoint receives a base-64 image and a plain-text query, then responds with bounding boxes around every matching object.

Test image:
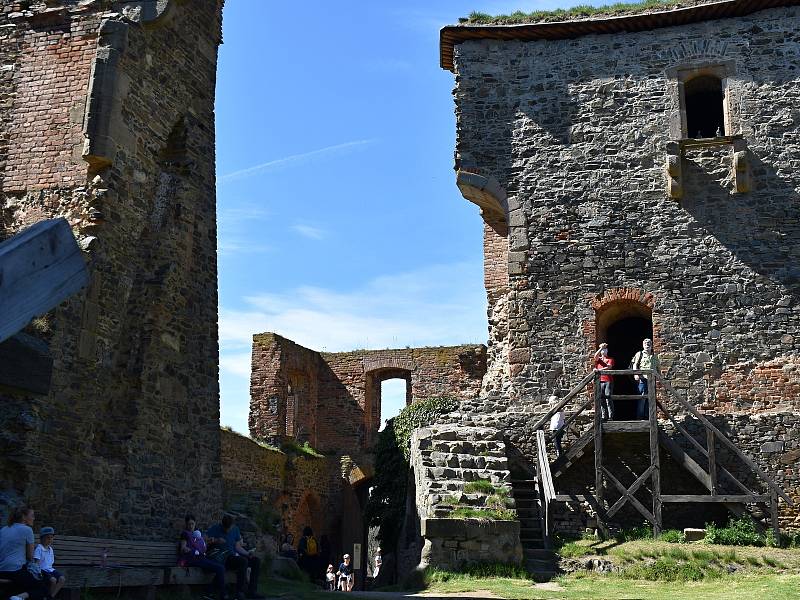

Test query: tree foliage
[365,397,459,552]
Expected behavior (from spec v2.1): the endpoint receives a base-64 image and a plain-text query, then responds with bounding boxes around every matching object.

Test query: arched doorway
[596,300,653,420]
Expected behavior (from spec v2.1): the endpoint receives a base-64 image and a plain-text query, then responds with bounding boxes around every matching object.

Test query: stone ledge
[422,517,520,539]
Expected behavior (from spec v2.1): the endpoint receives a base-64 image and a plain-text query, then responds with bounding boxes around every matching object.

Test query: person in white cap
[548,395,565,458]
[337,553,354,591]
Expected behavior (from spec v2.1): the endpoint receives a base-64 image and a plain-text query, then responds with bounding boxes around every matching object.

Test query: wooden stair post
[593,371,606,539]
[649,369,662,536]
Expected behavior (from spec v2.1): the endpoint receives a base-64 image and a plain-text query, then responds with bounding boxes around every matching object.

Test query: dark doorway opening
[606,316,653,420]
[685,75,725,139]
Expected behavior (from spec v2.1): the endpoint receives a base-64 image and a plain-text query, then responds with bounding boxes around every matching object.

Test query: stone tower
[0,0,224,539]
[441,0,800,530]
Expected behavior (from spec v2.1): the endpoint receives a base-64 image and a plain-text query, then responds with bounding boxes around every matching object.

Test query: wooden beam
[554,494,589,502]
[0,218,89,345]
[707,429,718,495]
[658,400,752,495]
[531,371,595,431]
[649,374,662,535]
[771,490,780,543]
[602,466,657,525]
[594,373,605,537]
[603,420,650,433]
[658,431,711,490]
[655,372,793,506]
[606,465,655,518]
[661,494,770,503]
[561,397,592,432]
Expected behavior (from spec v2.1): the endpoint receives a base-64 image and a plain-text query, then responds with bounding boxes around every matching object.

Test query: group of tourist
[179,513,265,600]
[278,526,383,592]
[549,338,659,456]
[0,507,63,600]
[0,507,266,600]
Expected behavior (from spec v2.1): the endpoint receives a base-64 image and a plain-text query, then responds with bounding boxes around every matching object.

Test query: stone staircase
[511,478,558,580]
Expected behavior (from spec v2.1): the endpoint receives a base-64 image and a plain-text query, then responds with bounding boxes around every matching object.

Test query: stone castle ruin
[2,0,800,588]
[0,0,224,538]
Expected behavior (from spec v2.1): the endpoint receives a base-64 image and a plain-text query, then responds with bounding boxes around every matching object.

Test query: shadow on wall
[682,148,800,294]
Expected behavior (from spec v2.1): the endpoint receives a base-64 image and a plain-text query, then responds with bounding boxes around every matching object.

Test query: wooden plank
[603,421,650,433]
[593,373,605,537]
[707,429,718,495]
[552,428,594,478]
[649,374,661,536]
[60,566,165,588]
[655,372,793,505]
[661,494,770,503]
[606,465,655,519]
[0,218,89,345]
[554,494,588,502]
[531,371,596,431]
[608,394,647,401]
[595,369,652,376]
[602,467,657,525]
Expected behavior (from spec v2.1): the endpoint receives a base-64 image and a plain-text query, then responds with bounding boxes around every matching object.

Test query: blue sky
[216,0,575,434]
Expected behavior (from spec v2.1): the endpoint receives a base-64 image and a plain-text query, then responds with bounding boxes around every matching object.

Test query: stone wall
[220,428,346,557]
[249,333,487,453]
[0,1,224,539]
[448,5,800,526]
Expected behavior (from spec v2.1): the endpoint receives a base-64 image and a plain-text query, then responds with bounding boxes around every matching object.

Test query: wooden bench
[0,535,235,599]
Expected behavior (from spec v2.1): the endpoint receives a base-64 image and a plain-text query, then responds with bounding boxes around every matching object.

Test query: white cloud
[291,224,325,240]
[219,139,375,183]
[218,262,487,433]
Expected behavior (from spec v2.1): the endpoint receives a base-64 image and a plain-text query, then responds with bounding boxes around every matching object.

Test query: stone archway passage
[596,300,653,420]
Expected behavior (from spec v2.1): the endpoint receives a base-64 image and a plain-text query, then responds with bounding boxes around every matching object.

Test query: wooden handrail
[531,371,595,431]
[654,371,793,506]
[535,430,556,546]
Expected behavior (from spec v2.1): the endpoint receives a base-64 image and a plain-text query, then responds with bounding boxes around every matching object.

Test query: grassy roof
[461,0,713,25]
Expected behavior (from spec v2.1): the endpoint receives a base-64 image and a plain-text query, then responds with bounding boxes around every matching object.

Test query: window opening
[684,75,725,138]
[379,378,408,431]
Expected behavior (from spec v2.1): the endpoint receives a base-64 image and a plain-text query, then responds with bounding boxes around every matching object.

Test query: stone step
[524,548,556,559]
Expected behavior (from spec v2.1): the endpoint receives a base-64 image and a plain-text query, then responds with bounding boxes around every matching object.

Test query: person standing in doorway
[593,342,615,421]
[631,338,659,420]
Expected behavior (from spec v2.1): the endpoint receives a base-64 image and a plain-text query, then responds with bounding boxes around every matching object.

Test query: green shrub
[660,529,685,544]
[465,0,675,24]
[460,562,530,579]
[615,522,652,542]
[280,439,323,457]
[464,479,496,495]
[705,516,764,547]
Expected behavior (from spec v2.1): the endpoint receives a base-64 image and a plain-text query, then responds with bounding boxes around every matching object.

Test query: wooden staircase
[528,369,792,541]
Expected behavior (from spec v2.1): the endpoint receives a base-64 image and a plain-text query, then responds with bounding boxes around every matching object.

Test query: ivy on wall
[364,397,459,552]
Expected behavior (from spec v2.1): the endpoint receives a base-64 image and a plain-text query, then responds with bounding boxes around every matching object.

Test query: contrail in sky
[220,139,375,182]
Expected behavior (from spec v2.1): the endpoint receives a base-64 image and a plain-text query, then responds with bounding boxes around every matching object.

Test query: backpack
[188,533,207,555]
[305,536,318,556]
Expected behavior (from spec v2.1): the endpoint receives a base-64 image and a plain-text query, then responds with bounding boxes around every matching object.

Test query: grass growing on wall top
[465,0,702,24]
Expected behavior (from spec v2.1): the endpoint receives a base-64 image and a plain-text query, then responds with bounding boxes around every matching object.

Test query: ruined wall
[249,334,487,453]
[451,5,800,521]
[220,428,345,556]
[0,1,224,539]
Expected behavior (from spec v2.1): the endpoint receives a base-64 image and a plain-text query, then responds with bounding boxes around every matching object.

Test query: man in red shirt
[594,343,614,421]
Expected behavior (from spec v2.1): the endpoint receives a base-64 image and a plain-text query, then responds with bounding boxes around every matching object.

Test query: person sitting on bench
[207,514,265,600]
[179,514,226,600]
[0,507,44,600]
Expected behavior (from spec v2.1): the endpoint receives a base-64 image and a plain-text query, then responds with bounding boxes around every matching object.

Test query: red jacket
[595,356,614,382]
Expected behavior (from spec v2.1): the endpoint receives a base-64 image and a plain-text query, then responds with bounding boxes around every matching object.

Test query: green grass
[464,0,691,25]
[463,478,497,494]
[450,506,517,520]
[422,572,800,599]
[280,438,324,457]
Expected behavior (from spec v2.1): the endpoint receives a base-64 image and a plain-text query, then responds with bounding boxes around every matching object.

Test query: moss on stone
[462,0,711,25]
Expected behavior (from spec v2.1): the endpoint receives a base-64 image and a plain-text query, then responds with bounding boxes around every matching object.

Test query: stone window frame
[666,60,738,140]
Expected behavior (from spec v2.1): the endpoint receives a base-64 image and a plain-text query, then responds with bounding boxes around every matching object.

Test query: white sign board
[353,543,362,570]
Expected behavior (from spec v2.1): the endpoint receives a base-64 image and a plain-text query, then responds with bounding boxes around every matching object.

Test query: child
[34,526,66,599]
[325,564,336,591]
